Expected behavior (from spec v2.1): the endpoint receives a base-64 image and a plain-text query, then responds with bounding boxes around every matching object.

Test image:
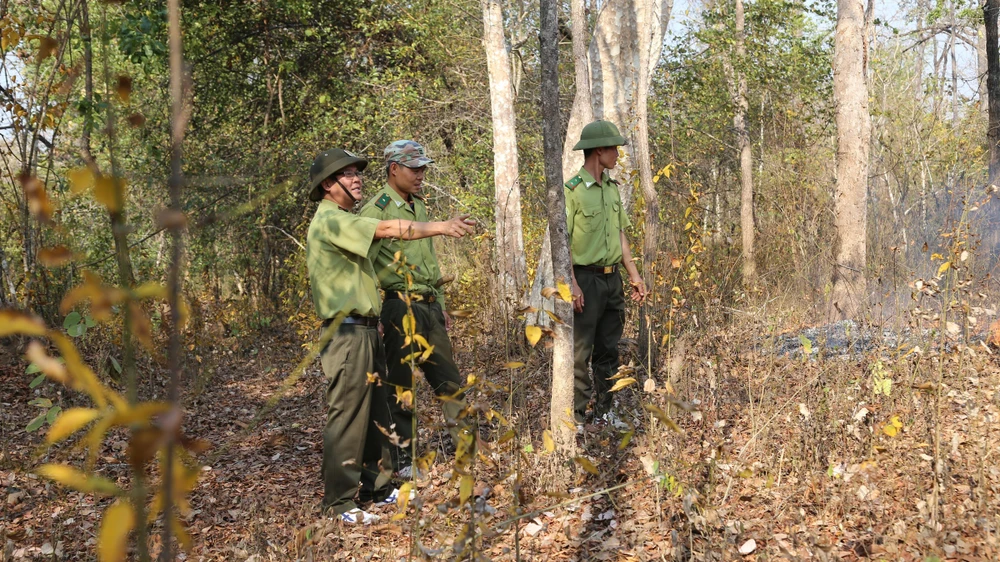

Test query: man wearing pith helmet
[305,147,476,524]
[360,140,475,479]
[564,120,647,430]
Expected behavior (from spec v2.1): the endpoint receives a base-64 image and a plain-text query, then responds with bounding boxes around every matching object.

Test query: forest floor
[2,312,1000,561]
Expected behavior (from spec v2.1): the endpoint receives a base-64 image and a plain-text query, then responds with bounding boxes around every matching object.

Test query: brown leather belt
[323,315,379,328]
[574,264,619,275]
[384,291,437,304]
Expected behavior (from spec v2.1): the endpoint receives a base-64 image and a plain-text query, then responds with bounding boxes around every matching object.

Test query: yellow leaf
[544,310,566,325]
[36,464,120,495]
[108,402,171,427]
[448,309,472,318]
[24,341,68,385]
[556,281,572,303]
[890,415,903,428]
[397,481,414,510]
[98,500,134,562]
[525,325,542,347]
[504,361,525,369]
[94,177,125,213]
[882,424,898,437]
[171,514,192,551]
[459,474,474,505]
[412,334,431,350]
[68,167,95,195]
[618,430,634,450]
[395,387,414,409]
[47,408,100,443]
[38,246,74,267]
[497,429,516,445]
[642,403,682,433]
[573,456,599,475]
[540,287,557,299]
[0,310,47,337]
[937,261,951,276]
[132,282,166,300]
[402,312,415,336]
[609,377,637,392]
[542,430,555,453]
[737,468,753,478]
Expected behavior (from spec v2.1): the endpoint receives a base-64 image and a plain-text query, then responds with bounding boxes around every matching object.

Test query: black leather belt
[323,315,379,328]
[384,291,437,304]
[574,264,619,275]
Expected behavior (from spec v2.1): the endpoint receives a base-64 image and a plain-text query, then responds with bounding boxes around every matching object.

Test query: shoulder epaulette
[374,193,391,210]
[564,176,583,190]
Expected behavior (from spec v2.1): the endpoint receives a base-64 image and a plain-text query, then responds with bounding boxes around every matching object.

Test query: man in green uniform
[565,121,648,428]
[360,140,474,477]
[306,147,475,524]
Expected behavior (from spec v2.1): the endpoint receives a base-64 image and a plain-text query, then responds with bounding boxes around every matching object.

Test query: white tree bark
[724,0,756,285]
[829,0,871,320]
[482,0,527,306]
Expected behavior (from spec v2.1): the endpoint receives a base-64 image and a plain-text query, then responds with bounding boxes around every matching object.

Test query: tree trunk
[634,0,671,366]
[987,0,1000,184]
[541,0,576,457]
[481,0,527,306]
[725,0,756,286]
[828,0,871,321]
[979,21,989,123]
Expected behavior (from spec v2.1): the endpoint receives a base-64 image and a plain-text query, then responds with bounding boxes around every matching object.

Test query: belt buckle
[426,295,436,304]
[603,266,613,274]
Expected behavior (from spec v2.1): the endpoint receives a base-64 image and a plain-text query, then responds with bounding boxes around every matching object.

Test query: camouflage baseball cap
[384,140,434,168]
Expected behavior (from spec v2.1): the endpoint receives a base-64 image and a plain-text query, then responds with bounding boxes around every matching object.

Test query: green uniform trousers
[380,298,469,468]
[320,322,394,515]
[572,266,626,423]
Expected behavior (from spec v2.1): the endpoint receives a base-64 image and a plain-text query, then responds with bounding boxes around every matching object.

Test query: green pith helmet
[572,120,628,151]
[308,148,369,202]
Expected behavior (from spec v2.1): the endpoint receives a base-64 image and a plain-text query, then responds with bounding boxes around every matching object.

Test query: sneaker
[601,411,629,430]
[379,487,416,505]
[338,508,380,525]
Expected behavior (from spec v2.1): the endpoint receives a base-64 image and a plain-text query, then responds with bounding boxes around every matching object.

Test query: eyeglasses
[336,170,364,179]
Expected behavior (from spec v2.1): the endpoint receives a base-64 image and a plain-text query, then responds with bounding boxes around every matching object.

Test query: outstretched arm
[375,214,475,241]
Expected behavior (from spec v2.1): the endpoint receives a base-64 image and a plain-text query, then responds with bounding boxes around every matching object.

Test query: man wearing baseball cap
[360,140,475,479]
[564,121,647,429]
[305,147,475,524]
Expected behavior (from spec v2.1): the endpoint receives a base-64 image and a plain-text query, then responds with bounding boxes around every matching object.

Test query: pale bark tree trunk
[723,0,756,286]
[979,22,989,123]
[829,0,871,321]
[986,0,1000,184]
[540,0,576,457]
[634,0,671,364]
[482,0,527,306]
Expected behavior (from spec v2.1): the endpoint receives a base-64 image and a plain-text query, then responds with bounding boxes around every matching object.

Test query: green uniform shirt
[306,200,382,319]
[564,168,632,266]
[359,186,447,308]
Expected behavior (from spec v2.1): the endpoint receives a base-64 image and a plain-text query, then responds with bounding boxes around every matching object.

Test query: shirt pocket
[577,205,604,233]
[611,201,622,231]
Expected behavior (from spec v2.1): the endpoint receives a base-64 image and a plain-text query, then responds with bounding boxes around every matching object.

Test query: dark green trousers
[380,298,470,469]
[319,323,394,515]
[572,266,626,423]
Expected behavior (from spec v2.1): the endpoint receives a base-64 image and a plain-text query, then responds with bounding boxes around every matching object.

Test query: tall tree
[723,0,756,286]
[540,0,576,456]
[987,0,1000,184]
[482,0,527,306]
[829,0,872,320]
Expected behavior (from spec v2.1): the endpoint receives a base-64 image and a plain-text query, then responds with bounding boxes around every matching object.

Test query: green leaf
[798,334,813,355]
[26,413,48,432]
[29,374,46,389]
[68,324,85,338]
[63,311,82,330]
[26,362,41,374]
[46,405,62,424]
[85,315,96,328]
[110,357,122,374]
[29,397,52,408]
